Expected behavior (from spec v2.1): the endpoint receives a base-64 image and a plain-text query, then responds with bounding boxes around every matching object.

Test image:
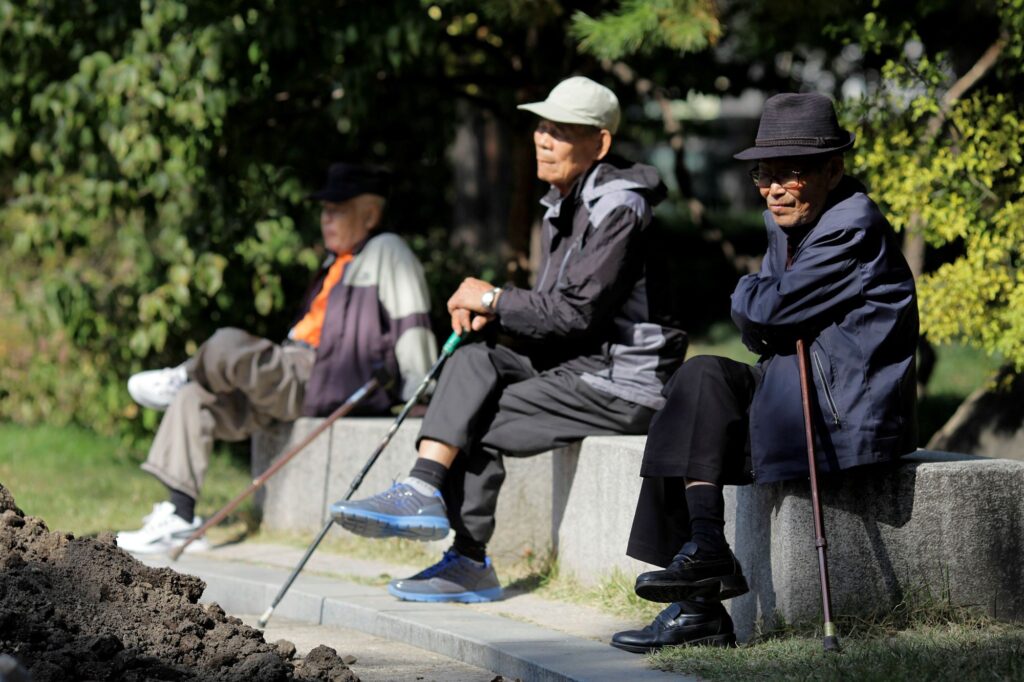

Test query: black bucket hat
[734,93,855,160]
[308,162,391,202]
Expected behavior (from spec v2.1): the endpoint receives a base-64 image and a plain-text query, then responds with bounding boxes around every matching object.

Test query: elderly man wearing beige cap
[330,76,686,604]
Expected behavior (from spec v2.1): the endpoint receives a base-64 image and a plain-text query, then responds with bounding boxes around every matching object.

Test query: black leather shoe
[610,599,736,653]
[634,541,749,603]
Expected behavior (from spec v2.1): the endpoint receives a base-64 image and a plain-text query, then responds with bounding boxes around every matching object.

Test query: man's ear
[363,198,384,230]
[595,129,613,161]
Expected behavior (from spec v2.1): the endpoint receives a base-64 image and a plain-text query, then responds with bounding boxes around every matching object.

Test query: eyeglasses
[749,167,806,189]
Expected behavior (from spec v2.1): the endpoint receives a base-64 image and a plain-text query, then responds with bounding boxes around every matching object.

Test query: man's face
[754,155,844,230]
[533,120,607,195]
[320,195,379,254]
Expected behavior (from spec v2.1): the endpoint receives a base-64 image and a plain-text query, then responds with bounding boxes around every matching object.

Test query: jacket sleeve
[495,198,646,340]
[731,224,865,355]
[375,236,438,400]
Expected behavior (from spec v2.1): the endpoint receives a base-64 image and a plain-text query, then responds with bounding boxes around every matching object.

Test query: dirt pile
[0,484,358,681]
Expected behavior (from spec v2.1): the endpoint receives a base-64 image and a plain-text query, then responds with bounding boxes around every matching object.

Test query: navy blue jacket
[731,177,918,483]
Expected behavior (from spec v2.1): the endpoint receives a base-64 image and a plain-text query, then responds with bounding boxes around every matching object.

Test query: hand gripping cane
[169,372,386,561]
[256,331,465,628]
[796,338,841,652]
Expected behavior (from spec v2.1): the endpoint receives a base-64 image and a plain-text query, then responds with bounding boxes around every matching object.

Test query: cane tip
[256,607,274,629]
[823,635,841,652]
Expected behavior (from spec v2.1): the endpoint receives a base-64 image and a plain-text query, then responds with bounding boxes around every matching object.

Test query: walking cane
[795,338,841,652]
[169,372,388,561]
[256,331,465,628]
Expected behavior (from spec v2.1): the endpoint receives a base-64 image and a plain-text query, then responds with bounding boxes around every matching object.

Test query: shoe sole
[635,574,750,603]
[387,583,503,603]
[331,508,450,541]
[610,632,737,654]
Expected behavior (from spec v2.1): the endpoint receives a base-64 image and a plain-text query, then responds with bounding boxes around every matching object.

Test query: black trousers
[419,341,654,548]
[626,355,760,567]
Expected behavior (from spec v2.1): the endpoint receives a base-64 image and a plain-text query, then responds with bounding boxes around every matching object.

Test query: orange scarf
[289,253,353,348]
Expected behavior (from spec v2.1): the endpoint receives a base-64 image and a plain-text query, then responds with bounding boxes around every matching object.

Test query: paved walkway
[141,542,696,682]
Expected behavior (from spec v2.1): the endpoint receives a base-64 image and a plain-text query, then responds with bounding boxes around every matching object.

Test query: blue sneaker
[388,550,504,603]
[329,480,450,541]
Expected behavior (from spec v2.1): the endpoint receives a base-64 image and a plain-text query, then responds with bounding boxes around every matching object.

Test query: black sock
[409,457,448,490]
[168,488,195,522]
[685,484,728,554]
[452,536,487,563]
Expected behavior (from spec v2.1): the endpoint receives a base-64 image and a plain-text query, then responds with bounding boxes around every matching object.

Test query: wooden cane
[796,338,841,652]
[168,375,383,560]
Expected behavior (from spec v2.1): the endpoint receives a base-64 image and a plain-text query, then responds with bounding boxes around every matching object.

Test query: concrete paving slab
[141,547,693,682]
[238,615,499,682]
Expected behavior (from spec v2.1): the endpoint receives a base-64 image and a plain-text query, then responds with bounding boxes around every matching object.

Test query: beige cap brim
[517,101,607,129]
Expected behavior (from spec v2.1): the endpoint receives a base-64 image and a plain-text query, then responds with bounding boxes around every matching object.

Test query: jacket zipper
[811,350,842,427]
[554,243,577,288]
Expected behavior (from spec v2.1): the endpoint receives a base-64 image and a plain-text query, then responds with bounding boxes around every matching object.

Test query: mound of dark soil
[0,484,357,681]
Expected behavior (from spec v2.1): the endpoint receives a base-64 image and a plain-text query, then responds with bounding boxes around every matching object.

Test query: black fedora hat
[734,93,855,160]
[308,162,392,202]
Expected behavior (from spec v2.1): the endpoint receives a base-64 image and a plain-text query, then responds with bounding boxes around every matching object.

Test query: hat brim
[307,187,362,203]
[517,101,603,128]
[733,134,855,161]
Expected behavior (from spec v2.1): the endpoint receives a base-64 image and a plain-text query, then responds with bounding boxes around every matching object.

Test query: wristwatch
[480,287,502,312]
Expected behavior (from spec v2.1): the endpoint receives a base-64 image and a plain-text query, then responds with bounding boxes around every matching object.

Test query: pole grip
[441,331,463,356]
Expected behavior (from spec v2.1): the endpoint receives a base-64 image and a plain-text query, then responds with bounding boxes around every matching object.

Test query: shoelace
[416,551,461,579]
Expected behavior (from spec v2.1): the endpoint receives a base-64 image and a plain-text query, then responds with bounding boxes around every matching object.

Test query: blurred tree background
[0,0,1021,449]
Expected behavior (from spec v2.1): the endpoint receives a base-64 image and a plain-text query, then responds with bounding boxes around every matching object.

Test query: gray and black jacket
[496,155,686,410]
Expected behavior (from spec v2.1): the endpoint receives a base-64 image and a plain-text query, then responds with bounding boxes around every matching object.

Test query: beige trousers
[141,328,315,499]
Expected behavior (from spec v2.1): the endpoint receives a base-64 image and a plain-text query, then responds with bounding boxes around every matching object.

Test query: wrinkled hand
[447,278,499,334]
[449,308,494,334]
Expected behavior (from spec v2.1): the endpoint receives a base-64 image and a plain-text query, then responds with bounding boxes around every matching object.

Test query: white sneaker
[116,501,210,555]
[127,365,189,411]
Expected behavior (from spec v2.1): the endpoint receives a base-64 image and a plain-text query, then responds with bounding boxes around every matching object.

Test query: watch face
[482,291,495,308]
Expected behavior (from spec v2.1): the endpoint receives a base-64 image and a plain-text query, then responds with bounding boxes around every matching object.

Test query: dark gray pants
[419,341,654,548]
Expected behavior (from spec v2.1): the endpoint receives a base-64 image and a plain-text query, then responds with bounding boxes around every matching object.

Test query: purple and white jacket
[301,232,437,416]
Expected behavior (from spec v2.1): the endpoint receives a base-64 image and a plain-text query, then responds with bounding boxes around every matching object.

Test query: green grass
[649,622,1024,681]
[0,422,256,538]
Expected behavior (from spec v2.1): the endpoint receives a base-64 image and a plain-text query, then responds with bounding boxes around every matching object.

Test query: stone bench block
[253,417,555,562]
[552,437,657,583]
[726,452,1024,640]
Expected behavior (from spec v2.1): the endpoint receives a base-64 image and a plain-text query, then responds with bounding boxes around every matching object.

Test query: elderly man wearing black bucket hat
[117,162,437,555]
[610,93,919,652]
[329,76,687,603]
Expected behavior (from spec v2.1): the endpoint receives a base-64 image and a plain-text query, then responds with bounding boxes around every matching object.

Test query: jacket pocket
[811,350,842,428]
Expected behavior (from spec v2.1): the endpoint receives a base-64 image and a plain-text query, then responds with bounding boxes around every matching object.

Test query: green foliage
[0,0,724,434]
[0,0,456,433]
[571,0,721,60]
[846,0,1024,368]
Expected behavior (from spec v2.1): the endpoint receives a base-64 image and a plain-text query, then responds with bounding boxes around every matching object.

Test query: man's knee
[666,355,731,394]
[167,381,206,410]
[205,327,256,351]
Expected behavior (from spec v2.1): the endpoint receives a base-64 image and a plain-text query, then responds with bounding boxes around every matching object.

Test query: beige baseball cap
[517,76,621,134]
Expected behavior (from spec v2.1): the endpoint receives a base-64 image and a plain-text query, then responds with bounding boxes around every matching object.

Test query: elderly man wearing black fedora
[117,162,437,555]
[611,93,919,652]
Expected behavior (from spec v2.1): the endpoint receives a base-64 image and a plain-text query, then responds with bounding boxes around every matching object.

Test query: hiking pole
[257,331,465,628]
[169,372,388,561]
[796,338,841,653]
